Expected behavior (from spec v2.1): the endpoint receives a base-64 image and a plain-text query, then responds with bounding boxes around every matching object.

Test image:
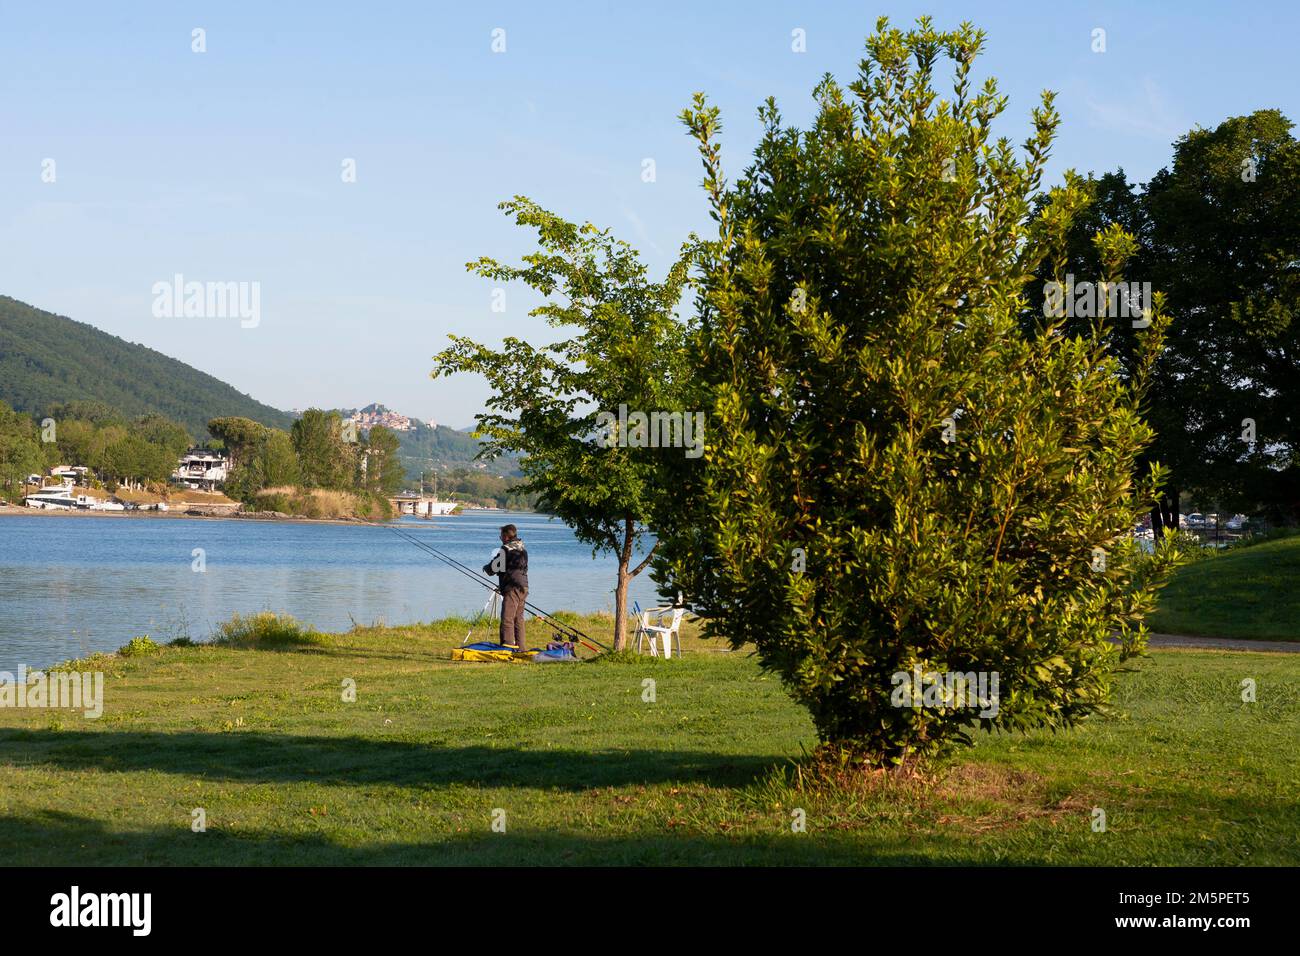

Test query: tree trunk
[1152,487,1179,540]
[613,514,636,651]
[613,561,631,651]
[612,515,661,652]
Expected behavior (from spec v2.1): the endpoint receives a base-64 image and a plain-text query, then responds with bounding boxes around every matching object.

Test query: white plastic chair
[634,606,686,658]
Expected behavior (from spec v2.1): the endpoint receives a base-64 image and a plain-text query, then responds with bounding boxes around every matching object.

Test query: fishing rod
[373,521,611,652]
[381,522,596,645]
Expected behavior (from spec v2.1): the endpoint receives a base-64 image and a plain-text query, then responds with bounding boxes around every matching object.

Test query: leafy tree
[291,409,355,489]
[54,419,98,471]
[1042,111,1300,530]
[434,198,693,649]
[252,430,302,489]
[207,417,269,472]
[362,425,404,496]
[89,424,130,485]
[0,402,44,497]
[135,413,193,460]
[656,18,1179,765]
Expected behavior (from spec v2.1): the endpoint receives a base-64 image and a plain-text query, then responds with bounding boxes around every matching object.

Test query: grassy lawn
[0,615,1296,866]
[1150,534,1300,641]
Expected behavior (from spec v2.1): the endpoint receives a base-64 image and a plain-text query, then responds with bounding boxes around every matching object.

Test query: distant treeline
[418,467,537,510]
[212,410,404,519]
[0,399,192,498]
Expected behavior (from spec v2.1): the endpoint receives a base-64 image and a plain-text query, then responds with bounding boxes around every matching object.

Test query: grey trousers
[500,588,527,649]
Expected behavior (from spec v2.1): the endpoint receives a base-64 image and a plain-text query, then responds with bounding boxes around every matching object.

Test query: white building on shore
[173,451,228,491]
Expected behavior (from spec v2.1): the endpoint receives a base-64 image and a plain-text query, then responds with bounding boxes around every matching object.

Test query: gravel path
[1149,633,1300,654]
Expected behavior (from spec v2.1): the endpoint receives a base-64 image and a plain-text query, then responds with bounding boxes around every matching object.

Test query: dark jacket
[484,538,528,593]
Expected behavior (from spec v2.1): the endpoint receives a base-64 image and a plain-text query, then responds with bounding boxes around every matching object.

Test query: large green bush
[656,18,1181,766]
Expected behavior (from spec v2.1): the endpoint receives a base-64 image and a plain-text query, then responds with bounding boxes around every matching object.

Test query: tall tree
[54,419,98,472]
[361,425,404,496]
[1144,110,1300,524]
[433,198,693,650]
[207,417,269,473]
[135,413,193,460]
[1041,111,1300,531]
[251,430,302,489]
[290,409,355,489]
[0,402,44,497]
[656,17,1179,766]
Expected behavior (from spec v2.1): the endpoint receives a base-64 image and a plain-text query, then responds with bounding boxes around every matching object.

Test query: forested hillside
[396,420,520,479]
[0,295,294,436]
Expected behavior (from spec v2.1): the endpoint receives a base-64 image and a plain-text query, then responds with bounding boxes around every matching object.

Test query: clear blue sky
[2,1,1296,428]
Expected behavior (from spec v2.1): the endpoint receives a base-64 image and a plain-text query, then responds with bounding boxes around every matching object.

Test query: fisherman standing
[483,524,529,651]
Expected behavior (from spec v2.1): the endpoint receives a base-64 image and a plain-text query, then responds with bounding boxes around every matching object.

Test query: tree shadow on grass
[0,728,784,791]
[0,809,999,866]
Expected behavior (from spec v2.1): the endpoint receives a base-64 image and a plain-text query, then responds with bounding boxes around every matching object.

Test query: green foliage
[657,17,1182,765]
[361,425,404,496]
[1041,111,1300,526]
[0,401,190,494]
[0,401,45,498]
[118,636,162,657]
[218,410,407,513]
[251,430,301,488]
[433,198,695,648]
[223,427,301,499]
[291,409,357,490]
[44,400,126,428]
[89,424,177,487]
[396,421,520,480]
[52,418,97,471]
[212,612,322,648]
[428,467,536,509]
[207,417,269,472]
[0,295,293,436]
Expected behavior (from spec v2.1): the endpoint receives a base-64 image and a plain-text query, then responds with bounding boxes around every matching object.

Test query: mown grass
[1149,534,1300,640]
[0,615,1295,865]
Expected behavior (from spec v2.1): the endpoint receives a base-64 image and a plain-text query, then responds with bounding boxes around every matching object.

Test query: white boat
[24,487,77,510]
[24,485,126,511]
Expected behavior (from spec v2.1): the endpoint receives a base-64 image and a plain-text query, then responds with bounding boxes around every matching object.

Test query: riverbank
[0,614,1294,866]
[0,502,378,527]
[0,502,515,525]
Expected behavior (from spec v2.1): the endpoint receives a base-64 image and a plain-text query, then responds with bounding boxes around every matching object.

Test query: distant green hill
[395,420,521,479]
[0,295,293,436]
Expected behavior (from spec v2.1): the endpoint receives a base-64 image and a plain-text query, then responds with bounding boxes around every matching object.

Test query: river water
[0,510,660,672]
